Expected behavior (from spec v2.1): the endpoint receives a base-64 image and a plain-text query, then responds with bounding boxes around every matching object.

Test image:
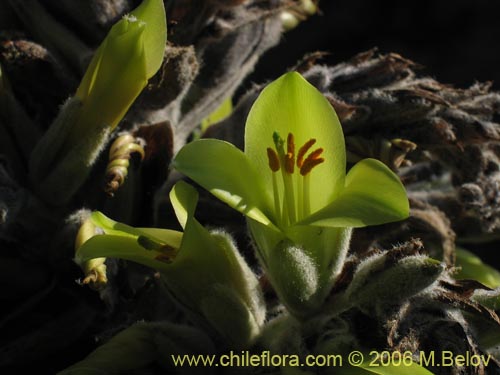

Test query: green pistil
[273,132,296,225]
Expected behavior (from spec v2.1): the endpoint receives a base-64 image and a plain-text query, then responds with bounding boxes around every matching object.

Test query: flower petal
[167,182,266,332]
[455,246,500,289]
[75,234,174,274]
[173,139,275,227]
[75,17,148,132]
[90,211,182,248]
[300,158,409,227]
[130,0,167,78]
[169,180,197,230]
[245,72,346,213]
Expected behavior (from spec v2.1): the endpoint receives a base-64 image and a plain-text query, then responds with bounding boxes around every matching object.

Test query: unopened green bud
[70,0,167,143]
[29,0,167,205]
[267,239,319,315]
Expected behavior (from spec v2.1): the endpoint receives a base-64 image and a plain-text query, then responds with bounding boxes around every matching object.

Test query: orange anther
[297,139,316,167]
[267,148,280,172]
[300,157,325,176]
[307,148,324,161]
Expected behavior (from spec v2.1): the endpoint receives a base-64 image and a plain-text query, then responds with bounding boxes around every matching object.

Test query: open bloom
[75,182,265,347]
[173,72,409,316]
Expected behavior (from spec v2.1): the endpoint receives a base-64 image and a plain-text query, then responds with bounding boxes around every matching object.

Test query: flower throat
[266,131,324,226]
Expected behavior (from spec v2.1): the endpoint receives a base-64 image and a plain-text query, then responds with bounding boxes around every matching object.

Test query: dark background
[252,0,500,89]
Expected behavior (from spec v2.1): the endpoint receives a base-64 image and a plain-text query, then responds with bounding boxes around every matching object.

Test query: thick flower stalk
[173,72,409,317]
[29,0,166,205]
[75,181,265,348]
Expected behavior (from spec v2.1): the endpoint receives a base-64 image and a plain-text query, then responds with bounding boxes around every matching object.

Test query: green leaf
[472,289,500,310]
[358,361,436,375]
[173,139,276,227]
[300,158,409,227]
[130,0,167,78]
[455,247,500,289]
[334,359,436,375]
[245,71,346,213]
[59,322,215,374]
[201,97,233,132]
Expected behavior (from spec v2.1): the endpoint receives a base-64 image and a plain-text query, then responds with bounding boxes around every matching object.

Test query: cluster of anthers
[266,131,324,226]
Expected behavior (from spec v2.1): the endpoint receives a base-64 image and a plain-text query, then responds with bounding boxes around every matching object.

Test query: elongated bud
[29,0,167,205]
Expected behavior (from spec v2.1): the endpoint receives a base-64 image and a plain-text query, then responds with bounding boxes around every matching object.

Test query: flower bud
[29,0,166,205]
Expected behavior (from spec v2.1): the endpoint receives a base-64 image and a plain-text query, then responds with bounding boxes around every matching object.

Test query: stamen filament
[303,173,311,217]
[282,192,289,225]
[281,171,296,224]
[285,133,295,173]
[297,174,303,220]
[272,172,281,223]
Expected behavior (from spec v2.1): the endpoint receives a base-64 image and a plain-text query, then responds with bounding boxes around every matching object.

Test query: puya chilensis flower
[75,181,265,348]
[173,72,409,317]
[29,0,166,205]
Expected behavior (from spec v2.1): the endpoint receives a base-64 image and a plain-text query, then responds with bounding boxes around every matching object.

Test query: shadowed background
[252,0,500,89]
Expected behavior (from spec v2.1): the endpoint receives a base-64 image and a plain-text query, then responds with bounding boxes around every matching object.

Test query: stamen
[282,172,296,224]
[267,148,280,172]
[285,133,295,173]
[297,139,316,167]
[307,148,324,161]
[268,132,326,224]
[300,157,325,176]
[300,148,324,176]
[272,171,281,222]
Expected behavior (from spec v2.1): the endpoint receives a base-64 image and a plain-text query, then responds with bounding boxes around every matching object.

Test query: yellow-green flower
[76,182,265,348]
[173,72,409,316]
